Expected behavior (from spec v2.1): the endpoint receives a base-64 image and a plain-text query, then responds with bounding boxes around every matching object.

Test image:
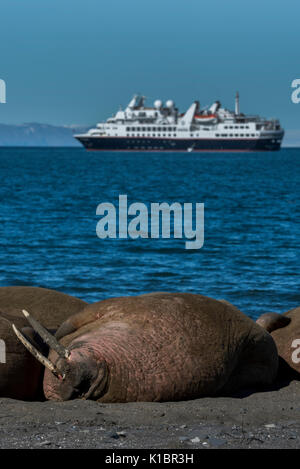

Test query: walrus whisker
[12,324,65,380]
[22,309,70,359]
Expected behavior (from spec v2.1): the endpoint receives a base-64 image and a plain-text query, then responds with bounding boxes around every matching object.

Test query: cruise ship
[75,93,284,152]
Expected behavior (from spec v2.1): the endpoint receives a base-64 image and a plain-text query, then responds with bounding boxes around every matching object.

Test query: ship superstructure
[75,93,284,152]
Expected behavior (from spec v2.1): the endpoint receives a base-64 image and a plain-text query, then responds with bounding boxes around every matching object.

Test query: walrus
[0,286,87,400]
[256,312,291,333]
[14,292,278,402]
[256,307,300,377]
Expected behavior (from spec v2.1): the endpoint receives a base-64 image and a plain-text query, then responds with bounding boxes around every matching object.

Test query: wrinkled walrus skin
[0,287,87,400]
[44,293,278,403]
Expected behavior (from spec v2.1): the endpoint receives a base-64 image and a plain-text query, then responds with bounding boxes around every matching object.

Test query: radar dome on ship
[166,100,174,108]
[154,100,163,109]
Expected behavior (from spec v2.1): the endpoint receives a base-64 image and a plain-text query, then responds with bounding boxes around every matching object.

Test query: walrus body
[256,312,291,333]
[258,307,300,377]
[0,287,87,399]
[42,293,278,403]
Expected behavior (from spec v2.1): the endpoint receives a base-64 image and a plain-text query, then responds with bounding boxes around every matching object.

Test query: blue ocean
[0,147,299,320]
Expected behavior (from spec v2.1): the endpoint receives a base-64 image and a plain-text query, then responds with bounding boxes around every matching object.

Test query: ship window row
[127,134,177,137]
[126,127,176,132]
[120,132,258,138]
[224,125,250,129]
[215,133,256,137]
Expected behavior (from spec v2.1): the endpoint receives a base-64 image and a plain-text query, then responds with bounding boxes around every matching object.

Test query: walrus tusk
[22,309,70,359]
[12,324,65,380]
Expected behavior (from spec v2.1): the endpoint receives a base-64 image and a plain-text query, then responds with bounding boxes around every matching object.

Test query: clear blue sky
[0,0,299,132]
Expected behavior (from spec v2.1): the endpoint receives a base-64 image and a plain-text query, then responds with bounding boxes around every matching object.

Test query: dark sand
[0,379,299,449]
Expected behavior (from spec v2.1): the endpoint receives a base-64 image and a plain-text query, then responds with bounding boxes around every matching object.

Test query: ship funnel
[235,91,240,115]
[127,95,138,109]
[209,101,220,114]
[136,96,145,108]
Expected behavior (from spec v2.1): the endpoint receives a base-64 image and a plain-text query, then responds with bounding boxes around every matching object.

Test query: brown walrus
[257,307,300,377]
[14,292,278,402]
[0,286,87,400]
[256,312,291,333]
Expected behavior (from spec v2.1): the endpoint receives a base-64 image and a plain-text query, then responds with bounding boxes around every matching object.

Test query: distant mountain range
[0,122,298,147]
[0,123,90,147]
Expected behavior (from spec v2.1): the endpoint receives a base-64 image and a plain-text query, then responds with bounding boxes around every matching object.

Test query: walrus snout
[45,348,108,401]
[12,309,109,401]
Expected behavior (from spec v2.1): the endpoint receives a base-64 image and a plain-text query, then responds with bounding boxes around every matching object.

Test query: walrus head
[13,310,108,401]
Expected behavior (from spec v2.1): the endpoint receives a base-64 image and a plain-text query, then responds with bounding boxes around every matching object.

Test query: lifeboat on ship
[194,113,218,124]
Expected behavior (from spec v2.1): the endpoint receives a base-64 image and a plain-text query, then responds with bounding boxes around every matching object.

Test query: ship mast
[235,91,240,115]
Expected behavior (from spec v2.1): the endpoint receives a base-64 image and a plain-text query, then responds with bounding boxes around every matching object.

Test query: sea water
[0,147,299,319]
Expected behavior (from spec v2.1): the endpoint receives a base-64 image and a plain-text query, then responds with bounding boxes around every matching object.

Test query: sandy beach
[0,378,299,449]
